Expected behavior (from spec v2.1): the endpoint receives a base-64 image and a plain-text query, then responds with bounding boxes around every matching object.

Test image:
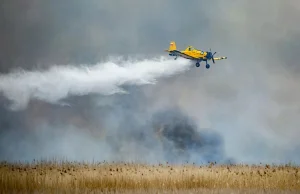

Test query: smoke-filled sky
[0,0,300,164]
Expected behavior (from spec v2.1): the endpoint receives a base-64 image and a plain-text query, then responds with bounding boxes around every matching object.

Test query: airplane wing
[168,50,200,60]
[213,56,227,60]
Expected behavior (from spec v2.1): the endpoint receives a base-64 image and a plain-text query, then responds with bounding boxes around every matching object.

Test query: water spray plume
[0,56,191,111]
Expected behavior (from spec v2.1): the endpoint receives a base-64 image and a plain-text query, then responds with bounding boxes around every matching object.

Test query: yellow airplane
[165,41,227,69]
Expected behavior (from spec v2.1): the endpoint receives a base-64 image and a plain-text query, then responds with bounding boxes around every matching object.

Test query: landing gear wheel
[196,62,200,67]
[206,64,210,69]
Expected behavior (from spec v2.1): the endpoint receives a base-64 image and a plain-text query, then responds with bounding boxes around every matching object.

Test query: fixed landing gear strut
[205,61,210,69]
[195,59,201,67]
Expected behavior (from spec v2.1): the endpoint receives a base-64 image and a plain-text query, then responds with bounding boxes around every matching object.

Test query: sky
[0,0,300,164]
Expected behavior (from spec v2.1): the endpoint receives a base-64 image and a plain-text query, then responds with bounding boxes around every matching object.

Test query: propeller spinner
[207,49,217,63]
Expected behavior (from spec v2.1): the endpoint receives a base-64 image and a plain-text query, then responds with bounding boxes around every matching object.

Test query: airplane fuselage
[169,47,210,61]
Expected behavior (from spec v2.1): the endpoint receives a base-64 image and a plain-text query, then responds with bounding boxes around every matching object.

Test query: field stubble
[0,160,299,193]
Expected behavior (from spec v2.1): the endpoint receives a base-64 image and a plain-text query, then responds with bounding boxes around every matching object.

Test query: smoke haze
[0,0,300,164]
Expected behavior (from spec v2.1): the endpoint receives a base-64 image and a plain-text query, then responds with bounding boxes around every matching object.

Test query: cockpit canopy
[186,46,196,51]
[185,46,205,54]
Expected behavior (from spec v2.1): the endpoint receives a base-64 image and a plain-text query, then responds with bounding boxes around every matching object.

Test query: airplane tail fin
[169,41,176,51]
[165,41,177,52]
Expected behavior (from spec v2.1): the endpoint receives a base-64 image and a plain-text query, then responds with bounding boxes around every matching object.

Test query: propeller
[208,48,216,64]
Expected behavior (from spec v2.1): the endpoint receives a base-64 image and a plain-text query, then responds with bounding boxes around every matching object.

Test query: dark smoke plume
[151,107,231,164]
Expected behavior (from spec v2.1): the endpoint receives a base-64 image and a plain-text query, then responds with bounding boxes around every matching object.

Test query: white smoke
[0,56,191,110]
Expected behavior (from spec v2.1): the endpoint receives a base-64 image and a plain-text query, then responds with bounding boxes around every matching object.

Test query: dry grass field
[0,160,299,193]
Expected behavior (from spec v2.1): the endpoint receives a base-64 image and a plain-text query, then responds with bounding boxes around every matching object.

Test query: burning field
[0,96,299,193]
[0,160,299,193]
